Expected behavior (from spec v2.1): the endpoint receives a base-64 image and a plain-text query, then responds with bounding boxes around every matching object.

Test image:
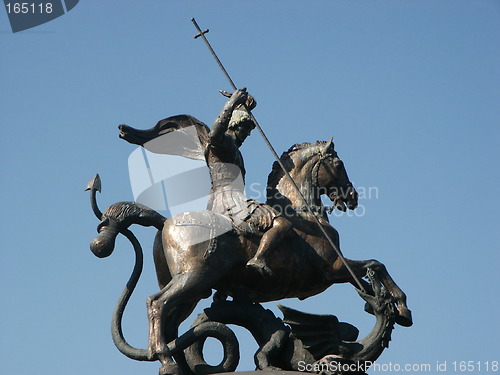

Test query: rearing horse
[90,139,412,375]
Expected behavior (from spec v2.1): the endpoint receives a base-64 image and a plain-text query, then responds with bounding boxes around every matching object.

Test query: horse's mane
[267,141,328,192]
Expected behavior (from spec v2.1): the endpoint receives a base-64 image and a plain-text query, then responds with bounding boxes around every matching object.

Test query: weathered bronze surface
[87,90,412,375]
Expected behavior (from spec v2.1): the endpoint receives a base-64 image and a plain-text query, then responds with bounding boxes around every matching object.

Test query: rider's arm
[210,89,248,145]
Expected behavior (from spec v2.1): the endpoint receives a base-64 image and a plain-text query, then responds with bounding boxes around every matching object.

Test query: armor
[206,134,278,234]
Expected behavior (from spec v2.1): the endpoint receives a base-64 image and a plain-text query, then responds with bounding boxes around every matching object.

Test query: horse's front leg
[333,258,412,327]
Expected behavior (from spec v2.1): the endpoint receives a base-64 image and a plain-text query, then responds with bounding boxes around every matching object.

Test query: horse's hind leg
[146,271,215,375]
[147,283,177,374]
[334,258,412,327]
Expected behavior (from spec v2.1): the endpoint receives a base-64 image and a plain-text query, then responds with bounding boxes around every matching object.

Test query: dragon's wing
[278,304,359,360]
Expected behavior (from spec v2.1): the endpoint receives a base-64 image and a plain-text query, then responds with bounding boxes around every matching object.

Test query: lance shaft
[191,18,366,293]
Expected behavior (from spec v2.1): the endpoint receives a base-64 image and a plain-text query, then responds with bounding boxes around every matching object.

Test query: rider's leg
[247,216,292,275]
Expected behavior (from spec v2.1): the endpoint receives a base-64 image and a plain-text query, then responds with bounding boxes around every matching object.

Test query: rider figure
[207,88,292,276]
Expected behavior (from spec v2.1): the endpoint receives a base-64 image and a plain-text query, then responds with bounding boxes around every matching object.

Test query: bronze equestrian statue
[88,89,412,375]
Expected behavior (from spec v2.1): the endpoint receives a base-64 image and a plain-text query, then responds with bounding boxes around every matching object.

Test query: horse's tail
[87,176,166,361]
[90,201,166,258]
[111,228,155,361]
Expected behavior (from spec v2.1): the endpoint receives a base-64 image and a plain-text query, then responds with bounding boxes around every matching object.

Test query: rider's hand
[220,88,247,107]
[220,88,256,111]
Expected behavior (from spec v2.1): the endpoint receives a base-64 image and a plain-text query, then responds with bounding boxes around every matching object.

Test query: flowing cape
[119,115,212,213]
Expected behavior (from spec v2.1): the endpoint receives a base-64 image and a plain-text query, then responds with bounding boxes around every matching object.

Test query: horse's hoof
[159,363,180,375]
[395,306,413,327]
[247,259,274,278]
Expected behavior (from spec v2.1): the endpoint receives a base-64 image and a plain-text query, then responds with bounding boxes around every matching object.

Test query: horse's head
[315,138,358,212]
[268,139,358,214]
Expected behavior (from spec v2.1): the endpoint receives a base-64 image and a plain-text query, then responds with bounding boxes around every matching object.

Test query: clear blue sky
[1,1,499,374]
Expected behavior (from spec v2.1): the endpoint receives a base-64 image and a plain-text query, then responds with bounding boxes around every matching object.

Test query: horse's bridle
[294,149,338,215]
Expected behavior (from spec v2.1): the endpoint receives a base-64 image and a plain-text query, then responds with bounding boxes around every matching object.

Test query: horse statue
[88,118,412,375]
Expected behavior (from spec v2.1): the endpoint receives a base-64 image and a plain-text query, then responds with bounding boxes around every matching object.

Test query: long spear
[191,18,366,293]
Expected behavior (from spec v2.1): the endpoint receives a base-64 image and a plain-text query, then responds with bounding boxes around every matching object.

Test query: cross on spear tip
[190,18,366,293]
